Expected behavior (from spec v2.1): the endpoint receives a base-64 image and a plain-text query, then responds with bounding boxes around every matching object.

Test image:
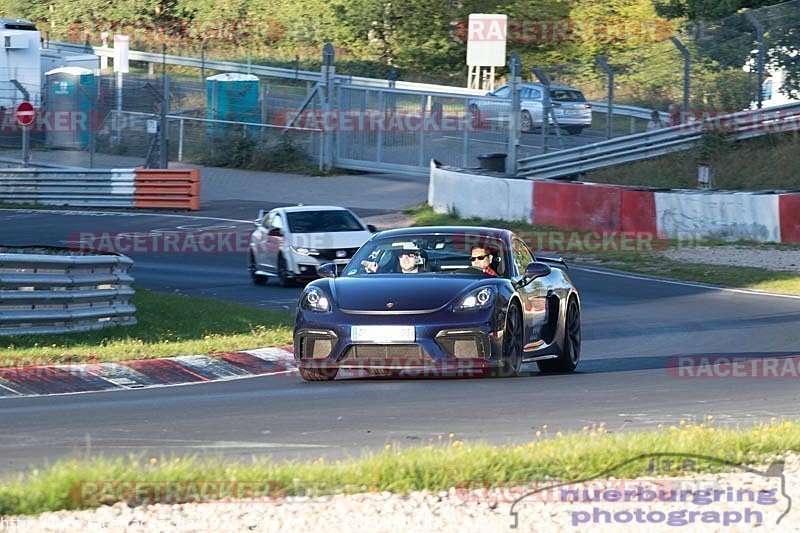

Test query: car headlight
[301,286,330,312]
[455,287,495,311]
[291,246,319,256]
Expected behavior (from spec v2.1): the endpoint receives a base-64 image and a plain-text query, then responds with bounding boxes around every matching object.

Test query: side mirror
[367,224,378,233]
[267,228,282,237]
[523,261,551,281]
[317,262,337,278]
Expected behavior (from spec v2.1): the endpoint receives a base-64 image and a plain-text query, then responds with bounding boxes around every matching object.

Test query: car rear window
[550,89,586,102]
[287,210,364,233]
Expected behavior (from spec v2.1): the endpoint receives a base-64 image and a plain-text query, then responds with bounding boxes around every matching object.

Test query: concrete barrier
[428,161,800,243]
[654,191,782,242]
[428,160,532,222]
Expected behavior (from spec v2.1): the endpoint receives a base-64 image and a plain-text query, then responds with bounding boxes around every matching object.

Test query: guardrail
[0,246,135,336]
[518,102,800,179]
[0,168,199,209]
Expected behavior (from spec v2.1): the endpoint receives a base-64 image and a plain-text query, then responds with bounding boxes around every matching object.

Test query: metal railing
[0,247,135,336]
[518,101,800,179]
[0,168,136,207]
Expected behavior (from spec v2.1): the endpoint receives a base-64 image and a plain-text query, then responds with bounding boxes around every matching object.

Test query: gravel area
[5,455,798,532]
[660,246,800,273]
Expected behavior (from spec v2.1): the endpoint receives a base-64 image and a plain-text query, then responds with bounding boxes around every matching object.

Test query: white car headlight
[455,287,495,311]
[301,286,330,312]
[291,246,320,256]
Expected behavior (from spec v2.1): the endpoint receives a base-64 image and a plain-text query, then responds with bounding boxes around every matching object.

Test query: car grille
[341,344,432,366]
[316,248,360,261]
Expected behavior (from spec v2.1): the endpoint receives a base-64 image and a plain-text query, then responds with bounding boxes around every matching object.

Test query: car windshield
[551,89,586,102]
[343,233,508,277]
[286,210,364,233]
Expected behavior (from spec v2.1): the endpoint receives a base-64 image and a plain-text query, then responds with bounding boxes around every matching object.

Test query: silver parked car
[469,83,592,135]
[249,205,376,287]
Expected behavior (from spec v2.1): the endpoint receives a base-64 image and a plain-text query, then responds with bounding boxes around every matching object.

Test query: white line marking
[185,441,329,449]
[0,381,21,395]
[573,265,800,300]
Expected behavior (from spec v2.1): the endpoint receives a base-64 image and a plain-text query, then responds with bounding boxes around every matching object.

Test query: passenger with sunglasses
[469,246,497,277]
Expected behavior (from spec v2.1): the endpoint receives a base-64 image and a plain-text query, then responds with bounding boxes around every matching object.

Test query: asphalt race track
[1,209,800,475]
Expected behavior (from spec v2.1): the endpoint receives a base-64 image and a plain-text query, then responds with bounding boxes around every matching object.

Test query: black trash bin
[477,153,507,172]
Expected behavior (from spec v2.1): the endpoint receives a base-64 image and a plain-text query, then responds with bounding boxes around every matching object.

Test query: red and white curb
[0,347,296,398]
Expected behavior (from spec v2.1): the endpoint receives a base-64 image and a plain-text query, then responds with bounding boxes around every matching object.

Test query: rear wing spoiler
[537,255,568,270]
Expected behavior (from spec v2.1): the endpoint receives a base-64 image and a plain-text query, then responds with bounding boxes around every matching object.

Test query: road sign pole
[22,125,30,167]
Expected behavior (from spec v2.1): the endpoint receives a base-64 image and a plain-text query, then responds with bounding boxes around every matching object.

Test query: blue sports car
[293,226,581,381]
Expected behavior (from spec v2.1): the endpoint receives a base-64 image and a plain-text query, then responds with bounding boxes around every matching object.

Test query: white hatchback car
[249,205,376,286]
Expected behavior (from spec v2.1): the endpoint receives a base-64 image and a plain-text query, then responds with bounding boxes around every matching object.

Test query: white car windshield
[287,210,364,233]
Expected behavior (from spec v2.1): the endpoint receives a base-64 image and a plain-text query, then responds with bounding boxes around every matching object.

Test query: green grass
[407,205,800,296]
[586,131,800,190]
[0,418,797,515]
[0,289,293,367]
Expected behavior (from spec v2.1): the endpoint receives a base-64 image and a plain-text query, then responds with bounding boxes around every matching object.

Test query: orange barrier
[134,168,200,211]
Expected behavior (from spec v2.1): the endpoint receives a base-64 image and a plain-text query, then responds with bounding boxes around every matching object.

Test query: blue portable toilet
[206,73,260,122]
[44,66,96,149]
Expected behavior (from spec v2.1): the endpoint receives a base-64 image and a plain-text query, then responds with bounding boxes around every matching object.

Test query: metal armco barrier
[134,169,200,210]
[518,102,800,179]
[0,247,136,336]
[0,168,199,210]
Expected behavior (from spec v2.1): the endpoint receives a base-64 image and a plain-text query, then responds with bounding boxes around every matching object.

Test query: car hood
[290,231,371,250]
[331,276,486,312]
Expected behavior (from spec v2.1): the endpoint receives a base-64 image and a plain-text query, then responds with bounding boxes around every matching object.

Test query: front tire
[495,303,523,378]
[537,296,581,373]
[299,366,339,381]
[249,253,267,285]
[277,253,294,287]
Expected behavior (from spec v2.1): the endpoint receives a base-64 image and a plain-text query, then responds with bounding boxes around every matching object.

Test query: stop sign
[15,102,36,127]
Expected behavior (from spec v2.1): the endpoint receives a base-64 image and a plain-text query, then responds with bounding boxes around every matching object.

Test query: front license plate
[351,326,415,343]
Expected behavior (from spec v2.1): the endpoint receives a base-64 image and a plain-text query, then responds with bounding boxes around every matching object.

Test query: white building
[0,19,41,109]
[745,48,799,108]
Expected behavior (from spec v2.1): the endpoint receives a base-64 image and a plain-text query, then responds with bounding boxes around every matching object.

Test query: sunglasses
[470,254,490,261]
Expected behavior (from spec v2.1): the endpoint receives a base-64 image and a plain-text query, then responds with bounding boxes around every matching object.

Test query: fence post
[159,76,169,169]
[670,37,691,116]
[532,67,551,154]
[596,56,614,140]
[321,43,335,172]
[745,12,765,109]
[178,117,184,162]
[200,42,206,82]
[376,91,384,163]
[418,94,426,166]
[507,53,521,175]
